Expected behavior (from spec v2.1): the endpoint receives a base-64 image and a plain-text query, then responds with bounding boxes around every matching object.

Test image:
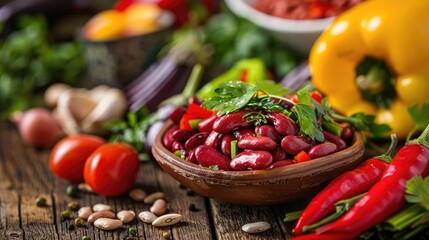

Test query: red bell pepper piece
[180,103,213,130]
[316,125,429,236]
[294,151,311,163]
[292,135,398,235]
[239,69,248,82]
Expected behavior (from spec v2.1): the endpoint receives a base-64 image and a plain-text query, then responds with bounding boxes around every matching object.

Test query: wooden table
[1,121,428,240]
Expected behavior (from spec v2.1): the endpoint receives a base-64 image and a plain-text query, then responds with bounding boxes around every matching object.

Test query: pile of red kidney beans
[163,106,354,171]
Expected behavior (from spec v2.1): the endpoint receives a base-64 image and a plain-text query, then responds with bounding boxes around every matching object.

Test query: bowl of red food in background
[224,0,364,56]
[152,119,365,205]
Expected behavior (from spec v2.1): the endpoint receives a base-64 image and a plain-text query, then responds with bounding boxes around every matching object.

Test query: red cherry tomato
[84,143,140,197]
[49,135,105,183]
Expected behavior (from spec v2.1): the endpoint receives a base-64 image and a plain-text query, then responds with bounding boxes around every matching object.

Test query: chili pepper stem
[284,210,303,222]
[409,124,429,148]
[376,134,398,164]
[302,193,366,233]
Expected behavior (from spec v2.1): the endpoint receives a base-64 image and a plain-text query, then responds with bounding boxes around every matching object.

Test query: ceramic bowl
[224,0,334,56]
[152,121,365,205]
[79,11,174,88]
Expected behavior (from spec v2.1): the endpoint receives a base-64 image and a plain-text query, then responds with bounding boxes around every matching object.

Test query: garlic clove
[80,88,128,134]
[44,83,72,108]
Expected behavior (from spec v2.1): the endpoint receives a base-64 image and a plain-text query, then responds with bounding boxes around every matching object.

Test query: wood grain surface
[1,121,428,240]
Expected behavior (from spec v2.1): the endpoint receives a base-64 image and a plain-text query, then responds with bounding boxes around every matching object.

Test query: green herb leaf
[255,80,289,96]
[106,106,161,157]
[201,81,258,115]
[408,103,429,131]
[293,104,324,142]
[293,86,324,142]
[407,103,429,141]
[405,176,429,211]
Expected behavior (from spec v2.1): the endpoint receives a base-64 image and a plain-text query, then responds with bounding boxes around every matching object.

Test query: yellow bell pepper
[309,0,429,139]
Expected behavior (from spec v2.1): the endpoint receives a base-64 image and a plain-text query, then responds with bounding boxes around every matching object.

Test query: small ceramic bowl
[79,11,174,88]
[152,121,365,205]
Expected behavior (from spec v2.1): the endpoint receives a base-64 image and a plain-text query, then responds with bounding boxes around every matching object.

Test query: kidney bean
[171,141,183,153]
[194,145,231,170]
[230,150,273,170]
[271,148,287,162]
[171,129,194,143]
[238,136,277,151]
[268,159,295,169]
[255,125,280,143]
[266,112,298,136]
[204,131,223,150]
[188,96,202,105]
[187,149,198,164]
[323,130,347,150]
[341,123,354,140]
[163,125,179,150]
[184,132,209,150]
[197,115,218,132]
[169,107,187,124]
[234,127,255,140]
[308,142,338,159]
[221,134,237,157]
[213,111,253,133]
[280,135,312,155]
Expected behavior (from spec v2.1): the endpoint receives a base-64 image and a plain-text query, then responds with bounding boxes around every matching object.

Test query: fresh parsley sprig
[106,107,161,161]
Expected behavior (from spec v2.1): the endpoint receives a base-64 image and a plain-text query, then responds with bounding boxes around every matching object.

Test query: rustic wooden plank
[20,193,58,240]
[0,122,24,240]
[154,163,214,240]
[210,200,285,240]
[0,190,23,240]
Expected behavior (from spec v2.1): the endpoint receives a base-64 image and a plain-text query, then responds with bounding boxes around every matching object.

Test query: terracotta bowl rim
[152,120,365,184]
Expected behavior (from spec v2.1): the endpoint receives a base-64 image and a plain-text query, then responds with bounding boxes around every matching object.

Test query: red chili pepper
[290,232,358,240]
[316,125,429,236]
[292,135,398,235]
[294,151,311,163]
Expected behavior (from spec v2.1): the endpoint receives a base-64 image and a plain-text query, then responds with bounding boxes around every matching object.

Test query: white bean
[129,188,147,201]
[94,218,123,230]
[87,210,116,224]
[241,221,271,233]
[77,183,93,193]
[77,206,93,220]
[93,203,112,212]
[117,210,135,223]
[150,199,168,216]
[152,213,182,227]
[138,211,157,224]
[144,192,165,204]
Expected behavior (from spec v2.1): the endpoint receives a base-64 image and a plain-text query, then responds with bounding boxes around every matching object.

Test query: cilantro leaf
[255,80,289,96]
[405,176,429,211]
[293,104,324,142]
[202,81,258,115]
